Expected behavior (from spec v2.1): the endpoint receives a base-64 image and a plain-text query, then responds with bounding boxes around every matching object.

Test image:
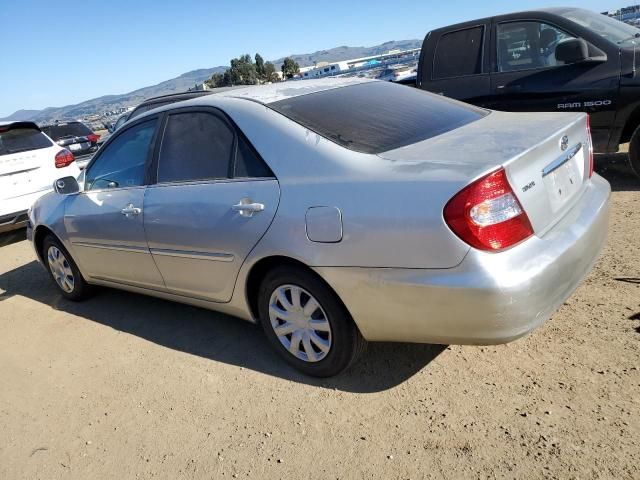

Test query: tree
[281,57,300,79]
[255,53,265,79]
[263,62,279,83]
[206,72,225,88]
[227,54,257,85]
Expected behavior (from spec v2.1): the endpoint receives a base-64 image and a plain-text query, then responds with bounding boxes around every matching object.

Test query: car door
[64,117,166,289]
[143,107,280,303]
[419,23,493,106]
[488,18,620,127]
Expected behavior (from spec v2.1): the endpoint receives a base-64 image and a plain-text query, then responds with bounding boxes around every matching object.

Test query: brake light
[87,133,100,143]
[586,115,594,178]
[55,149,75,168]
[444,168,534,251]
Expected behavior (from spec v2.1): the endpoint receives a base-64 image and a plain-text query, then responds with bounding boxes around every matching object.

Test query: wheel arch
[244,255,352,323]
[619,105,640,145]
[33,225,58,264]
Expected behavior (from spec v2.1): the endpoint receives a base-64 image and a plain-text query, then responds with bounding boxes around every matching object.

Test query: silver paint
[28,79,611,345]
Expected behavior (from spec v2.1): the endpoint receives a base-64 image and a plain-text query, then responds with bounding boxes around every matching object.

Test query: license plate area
[543,151,582,212]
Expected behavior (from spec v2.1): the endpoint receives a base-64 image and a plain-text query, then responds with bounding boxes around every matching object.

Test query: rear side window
[41,122,92,140]
[433,27,484,79]
[0,127,52,156]
[158,112,234,183]
[269,82,488,154]
[234,135,273,178]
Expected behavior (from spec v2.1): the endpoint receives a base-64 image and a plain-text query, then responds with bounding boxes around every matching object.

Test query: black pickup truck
[417,7,640,177]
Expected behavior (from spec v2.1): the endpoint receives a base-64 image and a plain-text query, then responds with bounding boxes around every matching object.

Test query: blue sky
[0,0,610,117]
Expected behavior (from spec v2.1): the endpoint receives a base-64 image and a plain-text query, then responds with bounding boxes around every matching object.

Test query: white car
[0,121,80,233]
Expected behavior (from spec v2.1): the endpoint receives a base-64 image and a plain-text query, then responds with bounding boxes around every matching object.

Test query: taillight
[55,149,75,168]
[87,133,100,143]
[444,168,534,251]
[586,115,594,178]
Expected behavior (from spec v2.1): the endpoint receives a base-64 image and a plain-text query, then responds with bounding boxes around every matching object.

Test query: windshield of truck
[563,8,640,45]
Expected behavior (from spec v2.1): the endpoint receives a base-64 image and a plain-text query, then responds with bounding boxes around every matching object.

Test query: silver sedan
[27,78,610,377]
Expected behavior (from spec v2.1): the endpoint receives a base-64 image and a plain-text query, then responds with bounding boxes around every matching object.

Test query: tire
[258,265,366,377]
[627,125,640,179]
[42,234,91,301]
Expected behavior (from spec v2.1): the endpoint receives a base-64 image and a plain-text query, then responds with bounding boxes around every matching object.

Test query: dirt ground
[0,156,638,480]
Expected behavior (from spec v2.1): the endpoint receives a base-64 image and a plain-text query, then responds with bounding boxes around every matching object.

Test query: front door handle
[121,203,142,216]
[232,198,265,217]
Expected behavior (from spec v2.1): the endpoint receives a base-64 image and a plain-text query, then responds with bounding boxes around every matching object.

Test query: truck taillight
[55,149,75,168]
[443,168,533,251]
[586,115,594,178]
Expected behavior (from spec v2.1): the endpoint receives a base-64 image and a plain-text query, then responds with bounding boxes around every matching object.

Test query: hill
[1,39,421,124]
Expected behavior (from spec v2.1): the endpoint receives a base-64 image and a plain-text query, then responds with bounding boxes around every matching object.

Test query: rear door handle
[232,199,265,217]
[121,203,142,216]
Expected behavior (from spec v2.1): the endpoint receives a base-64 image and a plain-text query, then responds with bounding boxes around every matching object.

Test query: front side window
[433,26,484,79]
[85,119,157,191]
[157,112,234,183]
[497,22,576,73]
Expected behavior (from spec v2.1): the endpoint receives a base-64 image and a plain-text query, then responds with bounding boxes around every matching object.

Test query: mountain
[1,67,228,125]
[0,109,43,122]
[1,39,421,124]
[272,39,422,68]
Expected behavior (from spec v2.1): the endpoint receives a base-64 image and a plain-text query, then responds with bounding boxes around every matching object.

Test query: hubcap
[47,246,75,293]
[268,284,332,363]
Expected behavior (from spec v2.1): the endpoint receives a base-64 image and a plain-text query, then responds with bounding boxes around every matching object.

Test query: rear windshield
[41,122,92,140]
[269,82,488,154]
[0,127,52,156]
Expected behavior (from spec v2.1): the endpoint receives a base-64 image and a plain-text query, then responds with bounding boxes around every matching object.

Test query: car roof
[137,87,245,107]
[210,77,373,105]
[127,78,375,122]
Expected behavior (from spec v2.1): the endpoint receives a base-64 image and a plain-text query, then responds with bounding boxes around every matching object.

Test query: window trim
[493,19,580,74]
[431,24,486,80]
[82,115,161,193]
[150,105,275,187]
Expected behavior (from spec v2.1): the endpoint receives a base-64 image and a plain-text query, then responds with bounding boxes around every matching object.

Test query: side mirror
[555,38,606,64]
[53,176,80,195]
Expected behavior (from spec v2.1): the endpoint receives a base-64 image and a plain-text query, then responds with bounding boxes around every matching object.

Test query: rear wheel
[258,266,366,377]
[42,235,91,301]
[627,126,640,178]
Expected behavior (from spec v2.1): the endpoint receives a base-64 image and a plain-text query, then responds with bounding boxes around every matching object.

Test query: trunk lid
[378,110,591,235]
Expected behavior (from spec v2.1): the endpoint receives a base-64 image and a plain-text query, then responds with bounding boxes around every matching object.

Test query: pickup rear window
[0,127,52,156]
[41,122,93,140]
[269,82,488,154]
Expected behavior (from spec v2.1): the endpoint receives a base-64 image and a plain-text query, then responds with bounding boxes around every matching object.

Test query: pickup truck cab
[417,7,640,177]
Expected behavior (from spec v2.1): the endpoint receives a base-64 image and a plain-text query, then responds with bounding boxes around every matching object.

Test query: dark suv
[41,121,100,169]
[109,87,245,133]
[416,7,640,177]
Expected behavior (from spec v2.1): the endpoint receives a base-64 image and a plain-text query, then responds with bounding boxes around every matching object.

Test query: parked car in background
[29,79,609,377]
[376,65,417,83]
[108,88,245,133]
[1,121,79,233]
[41,121,100,169]
[417,7,640,177]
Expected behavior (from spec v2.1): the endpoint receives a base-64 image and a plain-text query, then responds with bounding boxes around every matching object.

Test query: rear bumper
[0,188,53,234]
[316,174,611,344]
[0,210,29,233]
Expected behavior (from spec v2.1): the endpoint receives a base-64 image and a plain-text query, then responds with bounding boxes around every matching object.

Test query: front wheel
[627,126,640,178]
[258,266,366,377]
[42,235,91,301]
